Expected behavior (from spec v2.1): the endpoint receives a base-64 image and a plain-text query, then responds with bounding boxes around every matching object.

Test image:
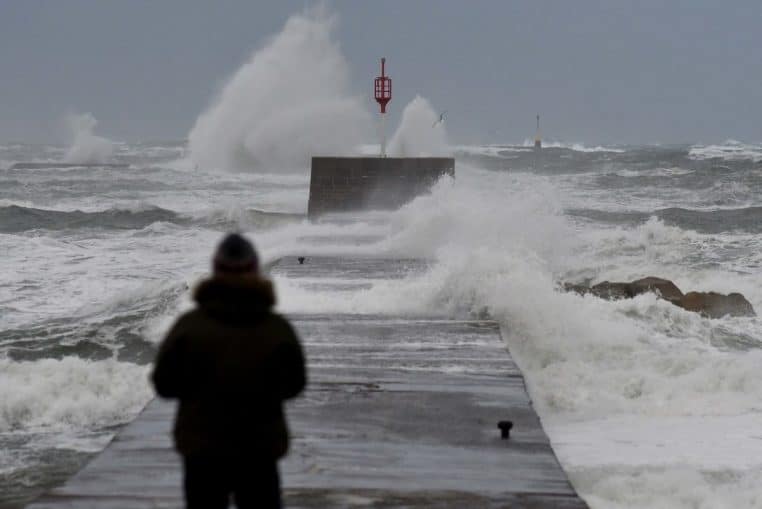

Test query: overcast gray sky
[1,0,761,145]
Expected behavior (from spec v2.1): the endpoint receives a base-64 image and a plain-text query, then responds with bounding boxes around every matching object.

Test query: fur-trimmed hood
[153,273,305,459]
[194,274,276,320]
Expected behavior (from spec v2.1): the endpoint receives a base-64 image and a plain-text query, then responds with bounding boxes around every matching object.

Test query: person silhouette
[152,233,306,509]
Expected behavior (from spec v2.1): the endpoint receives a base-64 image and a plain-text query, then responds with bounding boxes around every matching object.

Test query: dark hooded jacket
[151,275,306,459]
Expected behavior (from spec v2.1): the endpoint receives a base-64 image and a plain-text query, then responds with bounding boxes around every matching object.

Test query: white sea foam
[451,141,624,156]
[574,465,762,509]
[0,358,151,432]
[453,144,532,157]
[614,167,695,178]
[63,113,114,164]
[689,140,762,162]
[188,7,371,172]
[522,138,626,153]
[387,179,762,508]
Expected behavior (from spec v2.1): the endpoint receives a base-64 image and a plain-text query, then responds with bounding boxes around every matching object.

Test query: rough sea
[1,139,762,508]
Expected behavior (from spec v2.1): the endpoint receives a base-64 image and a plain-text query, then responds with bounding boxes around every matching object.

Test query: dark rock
[628,277,684,303]
[570,276,684,303]
[589,281,633,300]
[564,276,755,318]
[675,292,756,318]
[563,277,755,318]
[562,282,592,296]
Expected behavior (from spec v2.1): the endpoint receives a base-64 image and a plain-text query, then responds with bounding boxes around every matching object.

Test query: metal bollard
[497,420,513,440]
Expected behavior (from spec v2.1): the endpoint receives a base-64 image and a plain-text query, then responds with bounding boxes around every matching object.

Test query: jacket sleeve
[275,319,307,401]
[151,314,190,399]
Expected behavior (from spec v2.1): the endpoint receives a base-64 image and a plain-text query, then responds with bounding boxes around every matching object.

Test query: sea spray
[188,8,371,172]
[393,176,762,509]
[365,169,762,419]
[271,165,762,507]
[63,113,114,164]
[274,168,575,315]
[388,95,450,157]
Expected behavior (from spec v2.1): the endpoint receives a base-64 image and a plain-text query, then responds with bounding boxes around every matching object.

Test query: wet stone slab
[280,316,585,507]
[29,258,586,508]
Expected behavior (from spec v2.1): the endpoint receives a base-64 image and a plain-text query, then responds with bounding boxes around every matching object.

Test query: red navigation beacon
[374,58,392,157]
[374,57,392,113]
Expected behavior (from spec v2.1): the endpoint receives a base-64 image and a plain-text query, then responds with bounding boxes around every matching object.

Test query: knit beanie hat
[213,233,259,274]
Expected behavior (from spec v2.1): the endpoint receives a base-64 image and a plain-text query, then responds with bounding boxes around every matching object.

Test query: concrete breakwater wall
[307,157,455,218]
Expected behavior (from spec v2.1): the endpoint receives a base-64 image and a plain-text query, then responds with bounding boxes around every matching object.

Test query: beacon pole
[381,108,386,158]
[374,58,392,158]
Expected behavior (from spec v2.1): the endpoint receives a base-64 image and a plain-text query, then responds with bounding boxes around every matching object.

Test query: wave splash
[379,175,762,508]
[272,166,762,508]
[188,7,371,172]
[63,113,114,164]
[0,357,150,432]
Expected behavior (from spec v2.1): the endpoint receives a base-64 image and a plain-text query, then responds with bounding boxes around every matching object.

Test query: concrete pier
[307,157,454,218]
[29,255,586,508]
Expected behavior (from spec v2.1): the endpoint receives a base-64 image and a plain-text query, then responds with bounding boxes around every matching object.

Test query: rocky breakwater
[564,277,755,318]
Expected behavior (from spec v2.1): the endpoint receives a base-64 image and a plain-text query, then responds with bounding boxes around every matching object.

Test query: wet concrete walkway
[30,257,586,508]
